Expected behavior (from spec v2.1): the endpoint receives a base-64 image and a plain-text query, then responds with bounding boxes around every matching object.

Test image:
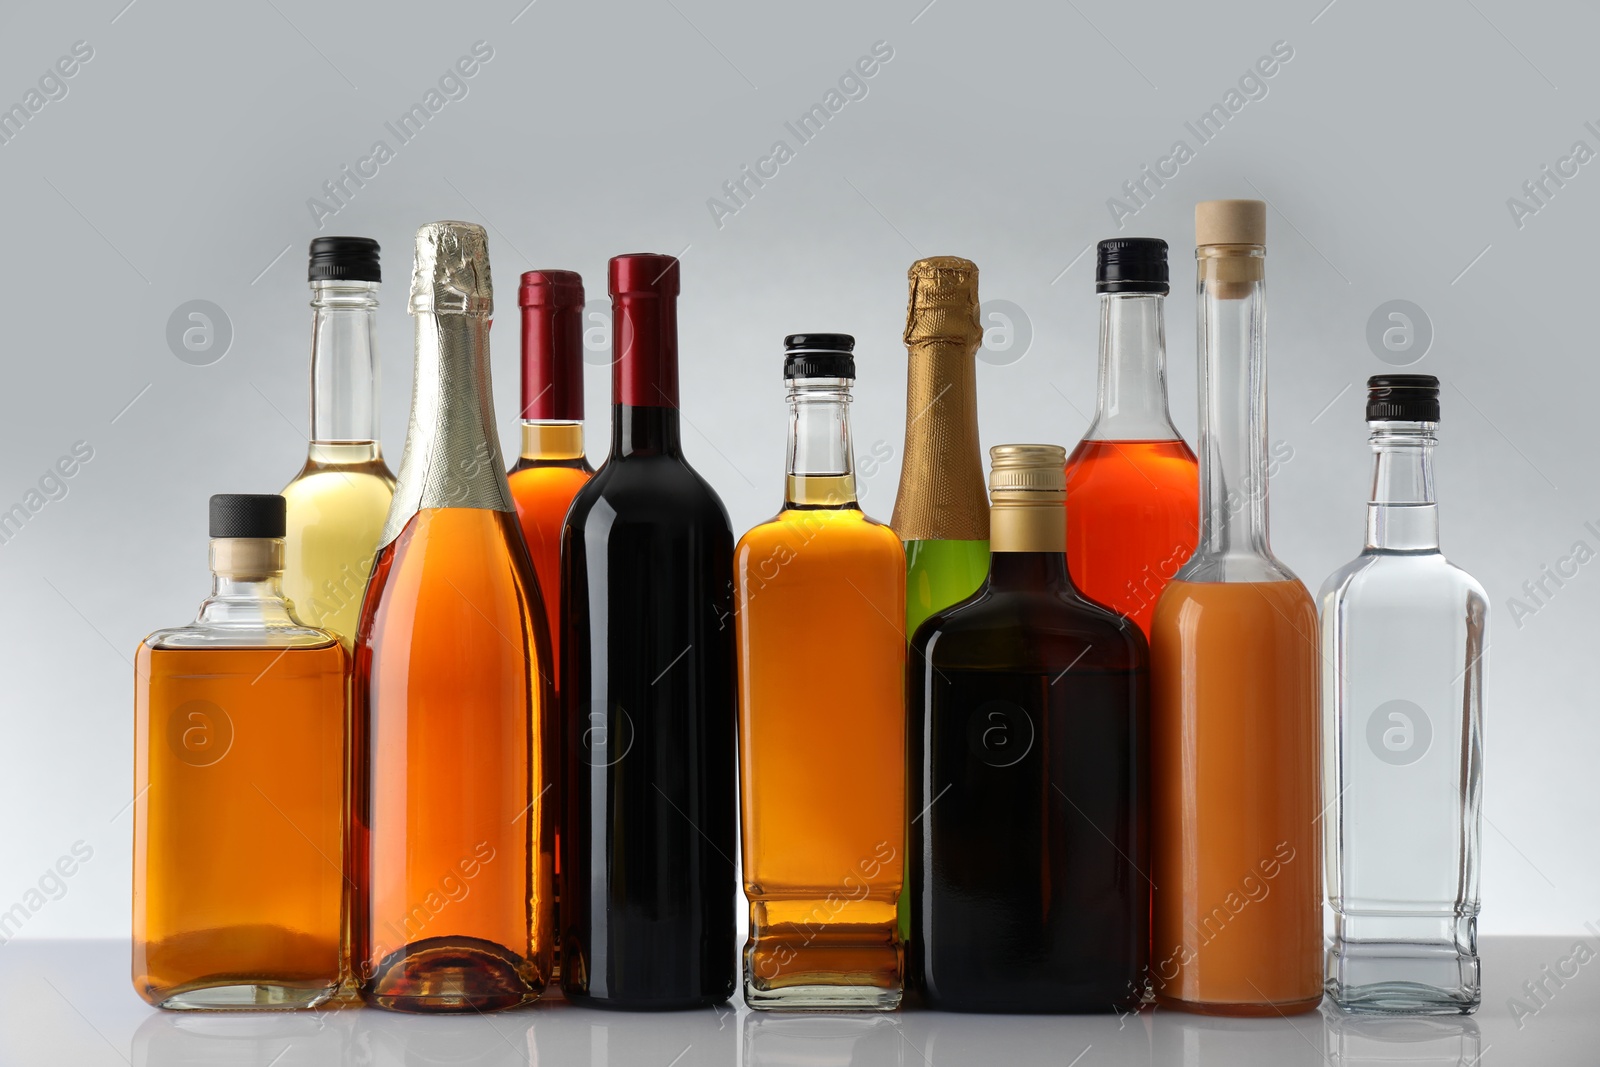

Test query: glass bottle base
[1326,939,1480,1015]
[1154,992,1323,1017]
[744,980,902,1012]
[153,981,338,1012]
[361,936,541,1014]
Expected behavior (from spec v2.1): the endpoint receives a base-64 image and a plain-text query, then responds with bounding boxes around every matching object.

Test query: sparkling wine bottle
[352,221,553,1013]
[1321,375,1485,1014]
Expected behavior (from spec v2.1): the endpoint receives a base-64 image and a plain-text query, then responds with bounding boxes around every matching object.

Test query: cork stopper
[410,221,493,316]
[1195,199,1266,247]
[904,256,982,349]
[988,444,1067,502]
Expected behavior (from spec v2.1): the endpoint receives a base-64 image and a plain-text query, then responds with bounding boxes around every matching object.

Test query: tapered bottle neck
[309,281,382,445]
[610,288,683,458]
[1084,292,1180,442]
[785,377,857,509]
[1191,246,1277,571]
[198,539,295,626]
[1366,421,1440,552]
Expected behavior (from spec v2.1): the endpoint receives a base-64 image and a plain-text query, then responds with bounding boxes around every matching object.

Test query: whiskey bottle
[1149,200,1322,1015]
[352,222,553,1012]
[133,494,347,1010]
[907,445,1149,1013]
[1321,375,1485,1013]
[736,334,906,1011]
[281,237,397,650]
[1064,238,1199,636]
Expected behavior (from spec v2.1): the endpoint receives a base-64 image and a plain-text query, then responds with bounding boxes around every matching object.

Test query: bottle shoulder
[738,507,902,555]
[1319,550,1488,612]
[914,586,1146,668]
[567,454,732,530]
[142,621,341,652]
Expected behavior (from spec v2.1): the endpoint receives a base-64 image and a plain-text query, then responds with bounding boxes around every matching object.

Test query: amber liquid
[736,486,906,1006]
[1149,579,1322,1015]
[133,643,347,1009]
[1064,439,1198,637]
[352,507,553,1012]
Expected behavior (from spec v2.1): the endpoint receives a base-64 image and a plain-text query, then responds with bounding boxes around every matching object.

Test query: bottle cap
[610,253,680,298]
[988,444,1067,499]
[308,236,381,283]
[1367,374,1440,422]
[783,333,855,380]
[520,270,585,420]
[209,494,286,538]
[410,221,492,315]
[1196,199,1266,247]
[1096,238,1169,294]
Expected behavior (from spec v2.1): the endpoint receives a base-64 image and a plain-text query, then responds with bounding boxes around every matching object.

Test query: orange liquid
[133,643,347,1008]
[1064,439,1198,636]
[508,461,591,696]
[353,507,553,1011]
[735,505,906,997]
[1149,579,1322,1015]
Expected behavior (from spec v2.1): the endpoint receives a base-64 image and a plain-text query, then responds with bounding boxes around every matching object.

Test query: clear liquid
[1320,505,1486,1014]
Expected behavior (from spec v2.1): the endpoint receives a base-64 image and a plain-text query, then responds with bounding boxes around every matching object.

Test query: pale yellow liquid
[282,442,397,649]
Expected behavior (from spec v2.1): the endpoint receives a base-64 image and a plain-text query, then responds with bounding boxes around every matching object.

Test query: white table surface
[1,937,1591,1065]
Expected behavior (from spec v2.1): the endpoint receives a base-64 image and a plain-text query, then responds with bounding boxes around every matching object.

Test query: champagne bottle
[353,222,553,1013]
[891,256,991,637]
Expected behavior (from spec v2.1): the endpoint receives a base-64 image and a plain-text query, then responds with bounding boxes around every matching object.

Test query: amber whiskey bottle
[352,222,554,1013]
[908,445,1150,1013]
[133,494,347,1010]
[736,334,906,1011]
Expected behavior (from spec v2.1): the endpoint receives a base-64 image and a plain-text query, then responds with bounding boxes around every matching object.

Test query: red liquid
[1064,439,1199,636]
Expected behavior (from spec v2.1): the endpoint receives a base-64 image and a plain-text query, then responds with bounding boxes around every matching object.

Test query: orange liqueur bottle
[353,222,553,1012]
[736,334,906,1010]
[133,494,346,1009]
[1064,239,1198,636]
[1150,200,1322,1015]
[507,270,591,976]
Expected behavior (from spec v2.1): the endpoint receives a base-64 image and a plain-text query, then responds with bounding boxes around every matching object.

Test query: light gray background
[0,0,1594,945]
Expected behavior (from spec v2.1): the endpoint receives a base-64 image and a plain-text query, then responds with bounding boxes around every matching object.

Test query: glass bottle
[133,494,347,1010]
[1064,238,1199,636]
[908,444,1149,1013]
[735,334,906,1011]
[891,256,990,638]
[281,237,397,651]
[507,269,592,980]
[560,253,737,1008]
[1322,375,1485,1014]
[1149,199,1322,1015]
[352,221,553,1012]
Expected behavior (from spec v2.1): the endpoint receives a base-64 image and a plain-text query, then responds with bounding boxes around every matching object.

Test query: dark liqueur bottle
[907,444,1150,1013]
[560,253,738,1009]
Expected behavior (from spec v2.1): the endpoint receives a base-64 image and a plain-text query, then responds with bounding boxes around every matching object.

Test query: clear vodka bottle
[1320,374,1486,1014]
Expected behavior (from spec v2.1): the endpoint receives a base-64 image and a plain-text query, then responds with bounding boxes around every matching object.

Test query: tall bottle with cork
[1149,200,1322,1015]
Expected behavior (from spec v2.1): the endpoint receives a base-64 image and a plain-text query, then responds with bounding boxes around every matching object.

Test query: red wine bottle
[560,253,737,1008]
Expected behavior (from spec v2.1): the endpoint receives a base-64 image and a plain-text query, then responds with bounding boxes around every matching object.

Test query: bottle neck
[610,289,683,458]
[785,377,857,509]
[986,547,1073,591]
[520,421,585,462]
[987,495,1073,589]
[309,281,381,444]
[1193,246,1272,564]
[198,539,296,626]
[890,335,989,541]
[1366,421,1440,552]
[1085,292,1180,441]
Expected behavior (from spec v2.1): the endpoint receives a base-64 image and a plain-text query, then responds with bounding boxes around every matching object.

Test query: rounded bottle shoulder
[914,587,1146,668]
[140,625,342,653]
[737,507,902,556]
[1319,551,1488,610]
[566,455,732,529]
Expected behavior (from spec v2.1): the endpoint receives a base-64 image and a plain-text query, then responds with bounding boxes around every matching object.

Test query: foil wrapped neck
[904,256,981,349]
[410,221,493,316]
